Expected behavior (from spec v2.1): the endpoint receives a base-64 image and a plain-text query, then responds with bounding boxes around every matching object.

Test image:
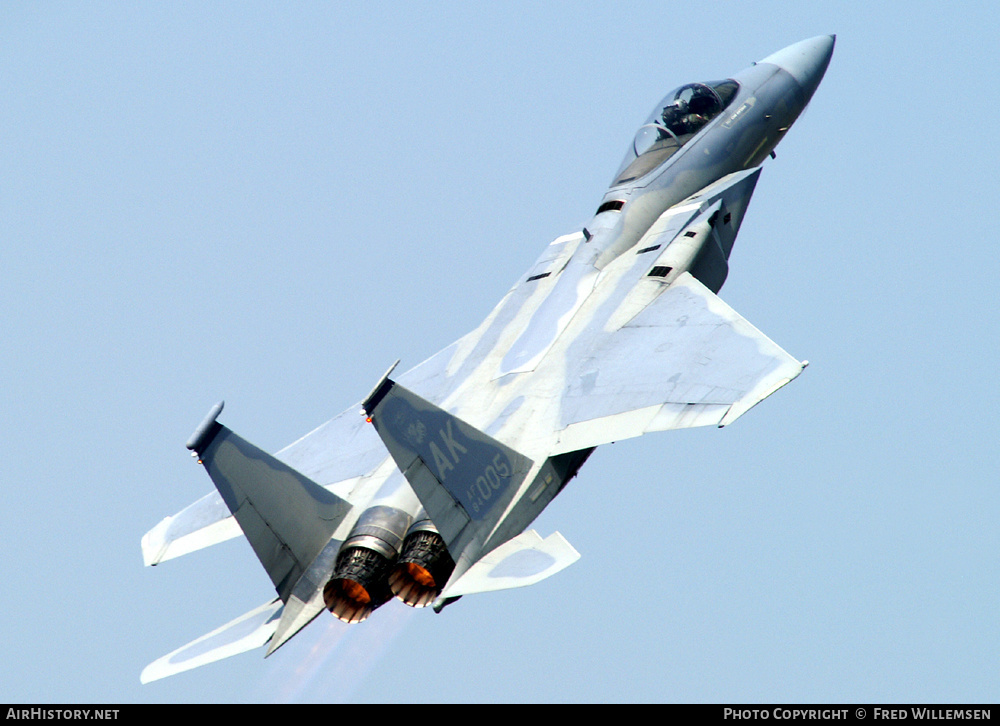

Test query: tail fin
[186,403,352,601]
[361,378,534,559]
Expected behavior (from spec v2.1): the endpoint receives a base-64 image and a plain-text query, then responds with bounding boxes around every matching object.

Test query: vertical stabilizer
[187,404,353,601]
[361,380,534,562]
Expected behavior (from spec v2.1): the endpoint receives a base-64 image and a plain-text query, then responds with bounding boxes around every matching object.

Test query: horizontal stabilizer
[442,530,580,598]
[140,599,282,684]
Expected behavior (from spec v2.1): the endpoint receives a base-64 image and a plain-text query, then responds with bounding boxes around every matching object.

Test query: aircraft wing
[549,270,806,454]
[142,328,484,568]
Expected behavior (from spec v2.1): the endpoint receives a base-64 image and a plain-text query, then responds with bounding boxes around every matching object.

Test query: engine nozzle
[323,546,393,624]
[322,505,413,623]
[388,528,456,608]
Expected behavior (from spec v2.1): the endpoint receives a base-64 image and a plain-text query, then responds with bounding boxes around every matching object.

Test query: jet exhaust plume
[262,603,415,703]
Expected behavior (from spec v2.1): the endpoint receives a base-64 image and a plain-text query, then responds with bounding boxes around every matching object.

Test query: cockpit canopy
[611,80,739,186]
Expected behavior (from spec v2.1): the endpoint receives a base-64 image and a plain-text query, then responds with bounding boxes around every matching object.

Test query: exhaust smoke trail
[260,601,416,703]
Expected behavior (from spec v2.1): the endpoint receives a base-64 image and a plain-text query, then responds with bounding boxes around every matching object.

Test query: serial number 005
[464,453,512,515]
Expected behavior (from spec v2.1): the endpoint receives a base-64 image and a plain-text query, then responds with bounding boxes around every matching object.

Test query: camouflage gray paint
[141,36,835,683]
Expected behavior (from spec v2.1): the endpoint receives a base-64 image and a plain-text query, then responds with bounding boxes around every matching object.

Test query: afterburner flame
[389,530,455,608]
[323,547,393,623]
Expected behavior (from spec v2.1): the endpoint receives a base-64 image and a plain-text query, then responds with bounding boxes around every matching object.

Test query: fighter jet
[141,35,835,683]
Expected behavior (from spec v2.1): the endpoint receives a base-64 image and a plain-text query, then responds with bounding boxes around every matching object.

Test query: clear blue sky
[3,1,998,703]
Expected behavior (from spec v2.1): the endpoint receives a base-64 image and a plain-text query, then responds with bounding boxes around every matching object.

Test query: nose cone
[759,35,835,102]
